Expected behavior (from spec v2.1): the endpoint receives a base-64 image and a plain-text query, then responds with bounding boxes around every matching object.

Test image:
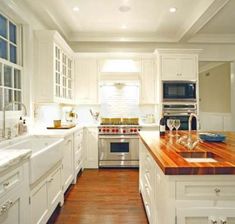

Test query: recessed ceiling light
[119,5,131,12]
[121,25,127,29]
[73,6,80,12]
[169,7,177,13]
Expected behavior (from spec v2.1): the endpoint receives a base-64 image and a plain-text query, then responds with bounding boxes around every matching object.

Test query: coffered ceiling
[19,0,234,43]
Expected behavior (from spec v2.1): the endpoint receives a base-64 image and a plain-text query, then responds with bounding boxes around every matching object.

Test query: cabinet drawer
[176,181,235,200]
[0,167,23,199]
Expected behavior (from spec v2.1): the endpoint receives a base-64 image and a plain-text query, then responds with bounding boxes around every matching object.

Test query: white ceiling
[21,0,234,43]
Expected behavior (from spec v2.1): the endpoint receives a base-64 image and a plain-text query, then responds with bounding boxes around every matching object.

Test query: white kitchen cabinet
[30,164,63,224]
[75,58,99,104]
[84,127,98,169]
[62,135,74,192]
[140,59,156,104]
[139,139,235,224]
[34,30,74,104]
[73,129,84,183]
[177,208,235,224]
[155,49,200,81]
[0,162,30,224]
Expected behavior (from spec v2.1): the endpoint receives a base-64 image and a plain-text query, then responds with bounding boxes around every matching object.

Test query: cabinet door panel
[161,56,178,80]
[75,59,98,104]
[48,168,62,207]
[31,182,48,224]
[62,137,73,191]
[180,56,196,80]
[140,59,155,104]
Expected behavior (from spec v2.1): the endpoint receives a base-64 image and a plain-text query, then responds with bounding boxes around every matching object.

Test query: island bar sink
[2,135,64,184]
[178,151,223,163]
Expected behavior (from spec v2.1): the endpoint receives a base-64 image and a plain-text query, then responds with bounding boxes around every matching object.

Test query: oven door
[164,114,197,130]
[98,136,139,162]
[163,82,196,101]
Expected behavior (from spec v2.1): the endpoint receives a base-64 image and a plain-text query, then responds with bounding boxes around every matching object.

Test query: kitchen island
[139,131,235,224]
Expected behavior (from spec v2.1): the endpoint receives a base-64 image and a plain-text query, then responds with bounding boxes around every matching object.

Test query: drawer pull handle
[0,200,13,216]
[3,182,9,187]
[48,178,54,182]
[220,219,227,224]
[214,188,221,193]
[210,219,217,224]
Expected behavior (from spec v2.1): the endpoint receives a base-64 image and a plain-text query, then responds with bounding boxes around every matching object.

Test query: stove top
[98,125,140,135]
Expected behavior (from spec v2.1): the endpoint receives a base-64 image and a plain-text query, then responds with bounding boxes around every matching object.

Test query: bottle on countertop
[23,119,28,134]
[18,116,24,135]
[159,115,166,136]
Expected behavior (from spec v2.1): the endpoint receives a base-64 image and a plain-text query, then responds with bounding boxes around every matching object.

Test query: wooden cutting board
[47,125,76,129]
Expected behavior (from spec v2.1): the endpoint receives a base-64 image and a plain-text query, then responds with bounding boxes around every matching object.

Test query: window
[0,13,22,111]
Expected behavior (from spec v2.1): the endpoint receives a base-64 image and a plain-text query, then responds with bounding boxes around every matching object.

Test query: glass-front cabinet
[34,30,74,104]
[54,45,73,100]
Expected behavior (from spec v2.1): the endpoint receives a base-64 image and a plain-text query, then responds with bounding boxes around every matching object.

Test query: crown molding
[188,34,235,43]
[68,32,178,43]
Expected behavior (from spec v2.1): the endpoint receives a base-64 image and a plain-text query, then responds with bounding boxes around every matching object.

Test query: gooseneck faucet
[2,101,27,139]
[177,113,201,150]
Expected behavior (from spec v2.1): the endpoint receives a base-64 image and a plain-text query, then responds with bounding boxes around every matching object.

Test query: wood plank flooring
[48,169,148,224]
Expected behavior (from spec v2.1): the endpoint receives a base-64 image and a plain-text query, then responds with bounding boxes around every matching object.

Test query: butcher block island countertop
[139,131,235,175]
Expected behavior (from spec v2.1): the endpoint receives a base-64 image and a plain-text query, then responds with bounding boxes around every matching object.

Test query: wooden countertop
[139,131,235,175]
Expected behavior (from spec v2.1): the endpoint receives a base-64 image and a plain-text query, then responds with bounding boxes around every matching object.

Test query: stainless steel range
[98,122,140,168]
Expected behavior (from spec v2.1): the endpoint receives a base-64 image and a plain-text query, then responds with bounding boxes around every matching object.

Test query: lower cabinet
[84,127,98,168]
[73,129,84,183]
[0,162,30,224]
[62,135,74,192]
[177,208,235,224]
[139,140,235,224]
[30,164,63,224]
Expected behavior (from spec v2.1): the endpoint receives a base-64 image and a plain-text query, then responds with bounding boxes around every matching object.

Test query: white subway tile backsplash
[100,84,139,117]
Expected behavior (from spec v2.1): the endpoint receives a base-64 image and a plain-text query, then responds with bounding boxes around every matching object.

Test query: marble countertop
[0,148,31,173]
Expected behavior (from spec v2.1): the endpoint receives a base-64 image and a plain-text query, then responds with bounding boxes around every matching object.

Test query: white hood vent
[100,59,140,81]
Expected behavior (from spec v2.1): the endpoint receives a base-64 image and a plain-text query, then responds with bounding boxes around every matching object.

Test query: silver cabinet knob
[3,182,9,187]
[211,218,217,224]
[214,188,221,193]
[220,219,227,224]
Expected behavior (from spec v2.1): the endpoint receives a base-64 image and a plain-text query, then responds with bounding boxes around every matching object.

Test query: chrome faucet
[2,101,27,139]
[177,113,201,150]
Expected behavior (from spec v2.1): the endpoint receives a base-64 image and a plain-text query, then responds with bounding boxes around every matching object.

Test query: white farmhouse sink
[5,135,64,184]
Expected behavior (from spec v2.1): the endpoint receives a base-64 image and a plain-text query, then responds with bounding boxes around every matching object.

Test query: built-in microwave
[163,81,196,101]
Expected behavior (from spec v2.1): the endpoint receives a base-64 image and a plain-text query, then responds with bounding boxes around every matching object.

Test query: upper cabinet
[74,57,99,104]
[34,30,74,104]
[140,58,156,104]
[155,49,201,81]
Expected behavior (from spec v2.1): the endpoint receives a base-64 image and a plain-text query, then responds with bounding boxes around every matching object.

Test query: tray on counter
[47,125,76,129]
[199,133,226,142]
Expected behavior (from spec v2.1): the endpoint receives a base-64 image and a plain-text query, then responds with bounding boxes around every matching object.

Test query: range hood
[99,59,140,81]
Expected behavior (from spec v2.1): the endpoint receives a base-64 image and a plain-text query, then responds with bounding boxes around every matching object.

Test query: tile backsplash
[100,83,140,117]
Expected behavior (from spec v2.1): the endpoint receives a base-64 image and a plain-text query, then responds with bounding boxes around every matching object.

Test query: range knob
[106,129,110,132]
[130,129,133,132]
[115,129,119,133]
[133,129,137,132]
[123,129,126,133]
[112,129,115,133]
[102,129,106,132]
[99,129,102,132]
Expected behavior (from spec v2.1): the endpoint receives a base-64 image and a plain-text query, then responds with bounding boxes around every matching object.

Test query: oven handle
[98,135,139,139]
[164,112,191,116]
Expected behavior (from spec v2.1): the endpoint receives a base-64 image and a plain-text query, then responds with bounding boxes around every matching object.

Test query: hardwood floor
[48,169,148,224]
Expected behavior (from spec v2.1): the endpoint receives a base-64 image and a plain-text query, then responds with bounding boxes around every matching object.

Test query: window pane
[0,38,7,60]
[4,65,13,87]
[4,88,13,110]
[0,87,3,110]
[14,69,21,88]
[0,15,7,38]
[9,22,16,44]
[14,90,22,110]
[10,44,17,63]
[0,63,2,86]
